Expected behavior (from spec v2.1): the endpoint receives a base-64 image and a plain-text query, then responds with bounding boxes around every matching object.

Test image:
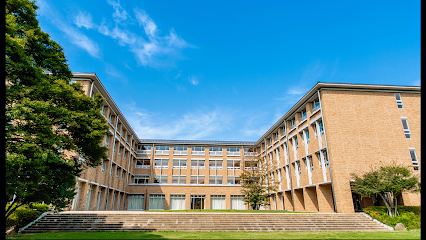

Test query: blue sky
[36,0,420,141]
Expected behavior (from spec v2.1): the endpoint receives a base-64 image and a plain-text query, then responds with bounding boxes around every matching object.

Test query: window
[211,195,225,209]
[126,134,129,142]
[191,159,205,169]
[295,161,301,175]
[120,128,124,136]
[409,148,420,171]
[190,175,205,184]
[244,160,258,170]
[116,167,120,178]
[173,146,187,155]
[312,99,320,112]
[153,175,168,184]
[282,125,286,136]
[401,118,411,138]
[290,118,296,129]
[170,195,185,210]
[134,175,149,184]
[122,170,125,180]
[96,190,102,210]
[137,145,151,154]
[209,160,223,169]
[190,195,205,209]
[395,93,403,108]
[172,175,186,184]
[136,159,150,168]
[227,176,241,185]
[149,194,165,210]
[155,146,169,155]
[275,132,279,141]
[154,159,168,169]
[300,109,307,121]
[128,195,144,210]
[108,114,113,124]
[231,195,245,210]
[118,147,123,156]
[227,147,240,156]
[227,159,241,169]
[191,146,205,155]
[173,159,187,169]
[110,164,115,176]
[105,135,110,147]
[317,151,329,168]
[209,147,223,156]
[268,138,272,146]
[209,175,223,184]
[294,137,298,149]
[101,160,106,173]
[305,157,314,171]
[305,130,310,143]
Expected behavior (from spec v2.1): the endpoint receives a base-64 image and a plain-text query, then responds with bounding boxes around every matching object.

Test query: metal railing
[155,150,169,155]
[209,151,223,156]
[173,150,187,155]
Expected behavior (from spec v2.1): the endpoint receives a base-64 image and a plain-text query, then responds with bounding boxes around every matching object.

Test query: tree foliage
[240,157,277,210]
[5,0,108,221]
[351,162,419,217]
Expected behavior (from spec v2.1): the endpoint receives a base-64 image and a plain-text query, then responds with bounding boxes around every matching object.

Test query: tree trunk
[378,192,393,217]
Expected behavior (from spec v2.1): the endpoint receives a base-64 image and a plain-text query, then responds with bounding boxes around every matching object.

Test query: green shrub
[14,209,42,229]
[5,203,50,231]
[362,205,421,230]
[29,203,50,213]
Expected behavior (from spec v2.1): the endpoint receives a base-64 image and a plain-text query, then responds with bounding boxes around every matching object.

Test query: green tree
[5,0,108,222]
[240,156,277,210]
[351,162,419,217]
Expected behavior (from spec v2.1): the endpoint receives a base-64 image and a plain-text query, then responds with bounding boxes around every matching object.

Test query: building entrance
[352,192,362,212]
[190,195,205,209]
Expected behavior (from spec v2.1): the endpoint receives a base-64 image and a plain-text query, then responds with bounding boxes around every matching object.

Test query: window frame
[401,117,411,138]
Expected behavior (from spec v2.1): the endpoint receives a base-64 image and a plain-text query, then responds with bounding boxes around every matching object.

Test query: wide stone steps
[21,212,391,233]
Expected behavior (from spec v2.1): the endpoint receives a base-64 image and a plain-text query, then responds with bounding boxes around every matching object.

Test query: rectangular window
[209,175,223,184]
[137,145,151,154]
[244,160,258,170]
[190,175,205,184]
[227,147,240,156]
[170,195,185,210]
[101,160,106,173]
[312,99,321,112]
[105,135,110,147]
[231,195,245,210]
[269,138,272,146]
[300,109,307,121]
[227,176,241,185]
[191,159,205,169]
[401,118,411,138]
[153,175,168,184]
[227,159,241,169]
[154,159,168,169]
[209,160,223,169]
[136,159,150,168]
[319,121,324,135]
[108,114,113,124]
[209,147,223,156]
[173,146,187,155]
[290,118,296,129]
[118,147,123,156]
[275,132,279,141]
[191,146,205,155]
[100,105,105,116]
[116,167,120,178]
[395,93,403,108]
[155,146,169,155]
[211,195,226,209]
[134,175,149,184]
[294,137,298,149]
[172,175,186,184]
[149,194,165,210]
[305,130,310,143]
[128,195,144,210]
[409,148,420,171]
[110,164,115,176]
[173,159,187,169]
[282,125,286,136]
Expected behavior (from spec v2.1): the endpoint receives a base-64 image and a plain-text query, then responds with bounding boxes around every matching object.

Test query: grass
[7,230,421,239]
[148,209,311,213]
[362,206,421,230]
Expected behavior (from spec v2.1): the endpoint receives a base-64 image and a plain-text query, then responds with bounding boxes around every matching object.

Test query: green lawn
[8,230,420,239]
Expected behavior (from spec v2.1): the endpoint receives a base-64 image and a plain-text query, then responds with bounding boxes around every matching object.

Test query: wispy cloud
[411,79,420,86]
[99,19,136,45]
[107,0,129,24]
[74,11,94,29]
[125,104,233,140]
[174,70,182,79]
[134,9,157,39]
[189,75,199,85]
[37,0,101,58]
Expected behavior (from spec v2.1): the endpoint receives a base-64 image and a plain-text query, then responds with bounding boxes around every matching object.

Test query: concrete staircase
[21,211,392,233]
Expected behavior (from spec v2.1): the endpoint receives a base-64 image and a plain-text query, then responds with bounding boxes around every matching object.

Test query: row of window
[137,146,255,155]
[128,194,246,210]
[133,175,241,185]
[135,159,244,169]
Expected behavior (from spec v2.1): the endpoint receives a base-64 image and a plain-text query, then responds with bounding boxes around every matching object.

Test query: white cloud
[37,0,101,58]
[174,70,182,79]
[107,0,128,24]
[125,104,233,140]
[99,20,136,45]
[74,11,94,29]
[134,9,157,38]
[189,75,199,85]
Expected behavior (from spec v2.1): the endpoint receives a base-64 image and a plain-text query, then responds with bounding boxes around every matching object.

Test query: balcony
[137,150,151,155]
[209,151,223,156]
[155,150,169,155]
[244,152,256,157]
[227,151,240,156]
[312,103,321,112]
[191,151,205,156]
[173,150,187,155]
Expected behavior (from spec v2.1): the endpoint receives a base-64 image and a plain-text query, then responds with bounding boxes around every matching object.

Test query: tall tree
[351,162,419,217]
[240,155,277,210]
[5,0,108,221]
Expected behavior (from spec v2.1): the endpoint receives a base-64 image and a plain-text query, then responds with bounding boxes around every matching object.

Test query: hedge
[5,203,50,232]
[362,205,421,230]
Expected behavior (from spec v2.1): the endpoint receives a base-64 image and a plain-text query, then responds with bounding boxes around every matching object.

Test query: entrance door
[190,195,205,209]
[352,192,362,212]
